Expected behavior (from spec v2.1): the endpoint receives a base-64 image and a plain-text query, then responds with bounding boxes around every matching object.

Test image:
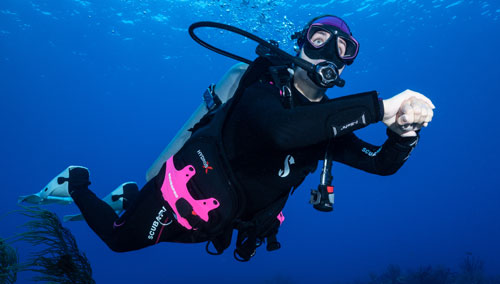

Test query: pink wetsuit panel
[160,156,220,230]
[277,211,285,226]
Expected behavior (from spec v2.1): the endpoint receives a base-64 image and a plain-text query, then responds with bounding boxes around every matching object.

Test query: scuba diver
[20,15,434,261]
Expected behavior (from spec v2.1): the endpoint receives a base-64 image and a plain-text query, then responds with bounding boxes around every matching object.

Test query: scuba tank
[146,63,248,182]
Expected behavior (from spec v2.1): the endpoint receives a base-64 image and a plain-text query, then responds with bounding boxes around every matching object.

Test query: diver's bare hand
[382,89,435,137]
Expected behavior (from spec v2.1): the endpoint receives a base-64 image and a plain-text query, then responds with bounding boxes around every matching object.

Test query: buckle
[203,84,222,111]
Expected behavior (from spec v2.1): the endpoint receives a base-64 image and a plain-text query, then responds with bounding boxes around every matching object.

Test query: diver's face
[294,35,347,90]
[299,34,347,74]
[299,30,347,75]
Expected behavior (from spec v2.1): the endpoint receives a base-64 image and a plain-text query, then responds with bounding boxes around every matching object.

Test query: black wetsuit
[69,80,418,252]
[224,81,418,216]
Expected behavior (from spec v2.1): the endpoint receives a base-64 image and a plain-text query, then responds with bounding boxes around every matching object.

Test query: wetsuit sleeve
[331,128,420,176]
[241,83,383,150]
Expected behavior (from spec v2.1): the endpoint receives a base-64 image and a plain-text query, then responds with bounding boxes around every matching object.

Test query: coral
[404,265,454,284]
[14,207,95,284]
[0,238,19,284]
[456,254,485,284]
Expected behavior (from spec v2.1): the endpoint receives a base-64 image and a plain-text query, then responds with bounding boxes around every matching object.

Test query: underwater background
[1,0,499,283]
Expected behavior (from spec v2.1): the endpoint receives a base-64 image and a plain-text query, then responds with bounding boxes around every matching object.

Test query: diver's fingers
[410,99,422,124]
[421,104,434,126]
[404,89,436,109]
[416,99,432,125]
[397,100,414,125]
[419,99,434,125]
[425,107,434,123]
[413,91,436,109]
[419,104,428,124]
[409,97,435,125]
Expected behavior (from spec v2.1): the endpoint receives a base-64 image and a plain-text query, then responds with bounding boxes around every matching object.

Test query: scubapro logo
[197,150,213,174]
[148,206,173,240]
[362,147,382,157]
[278,155,295,178]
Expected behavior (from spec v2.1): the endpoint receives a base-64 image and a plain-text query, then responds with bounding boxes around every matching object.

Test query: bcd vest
[160,56,293,261]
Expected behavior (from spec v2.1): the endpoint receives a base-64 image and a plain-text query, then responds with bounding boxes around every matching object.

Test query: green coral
[13,207,95,284]
[0,238,19,284]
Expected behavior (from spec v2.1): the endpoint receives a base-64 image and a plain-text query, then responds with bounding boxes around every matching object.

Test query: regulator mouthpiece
[309,61,345,88]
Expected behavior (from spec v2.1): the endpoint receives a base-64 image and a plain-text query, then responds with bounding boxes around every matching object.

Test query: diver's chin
[302,71,324,90]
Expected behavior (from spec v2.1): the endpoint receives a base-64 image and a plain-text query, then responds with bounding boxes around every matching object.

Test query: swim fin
[18,166,89,205]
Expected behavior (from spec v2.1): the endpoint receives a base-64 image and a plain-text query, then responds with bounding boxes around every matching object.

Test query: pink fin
[277,211,285,226]
[160,157,220,230]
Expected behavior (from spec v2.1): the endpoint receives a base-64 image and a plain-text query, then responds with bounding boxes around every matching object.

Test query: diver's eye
[309,30,331,48]
[313,38,325,45]
[313,39,325,47]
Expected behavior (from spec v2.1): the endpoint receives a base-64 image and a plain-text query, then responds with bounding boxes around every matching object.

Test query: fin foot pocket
[18,166,89,205]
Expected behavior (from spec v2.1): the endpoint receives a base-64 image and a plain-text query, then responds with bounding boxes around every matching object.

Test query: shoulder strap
[190,56,277,135]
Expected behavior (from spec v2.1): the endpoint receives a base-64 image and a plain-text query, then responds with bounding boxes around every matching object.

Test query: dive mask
[303,16,359,67]
[292,15,359,88]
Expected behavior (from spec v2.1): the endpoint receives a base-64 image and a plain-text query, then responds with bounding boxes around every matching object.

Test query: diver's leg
[109,163,212,251]
[108,171,207,251]
[67,167,121,243]
[67,167,158,252]
[70,166,204,252]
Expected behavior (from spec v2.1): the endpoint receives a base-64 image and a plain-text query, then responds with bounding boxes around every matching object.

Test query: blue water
[1,0,499,283]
